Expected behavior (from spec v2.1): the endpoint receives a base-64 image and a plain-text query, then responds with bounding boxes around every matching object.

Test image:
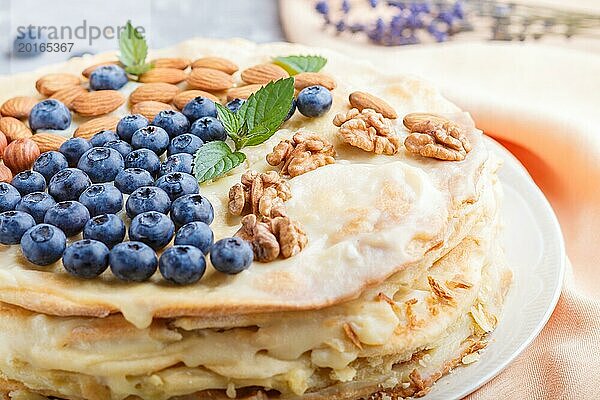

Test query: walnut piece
[403,113,471,161]
[266,131,336,177]
[235,213,308,262]
[334,108,401,155]
[228,170,291,218]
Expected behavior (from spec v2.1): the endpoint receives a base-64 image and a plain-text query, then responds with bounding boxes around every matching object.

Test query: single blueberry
[189,117,226,142]
[83,213,125,249]
[128,211,175,250]
[226,98,245,113]
[155,172,199,201]
[170,194,214,227]
[174,221,214,254]
[131,125,170,156]
[296,85,333,117]
[20,224,66,266]
[0,211,35,245]
[158,153,193,177]
[117,114,149,142]
[48,168,91,202]
[89,65,128,90]
[182,96,217,122]
[103,140,133,158]
[62,239,110,278]
[126,186,171,218]
[28,99,71,131]
[167,134,203,157]
[33,151,69,183]
[285,98,297,121]
[109,241,157,282]
[114,168,154,195]
[59,137,92,167]
[0,183,21,212]
[77,147,124,183]
[79,183,123,216]
[11,170,46,196]
[159,245,206,285]
[44,200,90,237]
[16,192,56,223]
[152,110,190,138]
[89,130,119,147]
[210,237,253,274]
[124,149,161,177]
[12,27,46,59]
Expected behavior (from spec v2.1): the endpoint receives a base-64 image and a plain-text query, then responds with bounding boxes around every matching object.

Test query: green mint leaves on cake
[194,77,294,183]
[119,21,153,76]
[273,55,327,75]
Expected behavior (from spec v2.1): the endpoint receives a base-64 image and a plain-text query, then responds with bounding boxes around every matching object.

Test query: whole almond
[139,68,187,84]
[50,86,87,109]
[0,117,32,142]
[3,138,40,173]
[187,68,234,91]
[294,72,336,91]
[173,90,219,109]
[0,163,12,182]
[402,113,447,132]
[130,83,180,105]
[131,101,174,122]
[191,57,238,74]
[349,91,398,119]
[82,61,120,78]
[35,73,81,96]
[241,64,289,84]
[72,90,125,117]
[226,84,264,101]
[74,116,120,139]
[0,132,7,156]
[0,97,38,119]
[152,58,191,70]
[31,133,67,153]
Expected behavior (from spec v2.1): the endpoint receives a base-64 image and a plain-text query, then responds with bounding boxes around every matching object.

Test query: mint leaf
[273,55,327,75]
[193,141,246,183]
[216,103,244,140]
[119,21,152,77]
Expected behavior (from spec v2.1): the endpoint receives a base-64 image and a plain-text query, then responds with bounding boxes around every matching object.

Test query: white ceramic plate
[425,137,566,400]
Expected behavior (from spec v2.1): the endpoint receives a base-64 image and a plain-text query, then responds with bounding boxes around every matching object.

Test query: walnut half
[266,131,336,177]
[334,108,401,155]
[403,113,472,161]
[228,170,291,218]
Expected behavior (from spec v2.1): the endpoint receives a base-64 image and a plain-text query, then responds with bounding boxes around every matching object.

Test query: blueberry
[155,172,199,201]
[0,183,21,212]
[103,140,132,158]
[126,186,171,218]
[12,27,46,59]
[170,194,214,226]
[0,211,35,245]
[77,147,124,183]
[59,137,93,167]
[174,221,214,254]
[11,171,46,196]
[62,239,110,278]
[152,110,190,138]
[109,241,157,282]
[158,153,193,177]
[226,98,245,113]
[182,96,217,122]
[296,85,333,117]
[124,149,161,177]
[129,211,175,250]
[159,245,206,285]
[167,134,203,157]
[114,168,154,195]
[189,117,226,142]
[117,114,149,142]
[48,168,91,202]
[89,130,119,147]
[131,126,170,155]
[20,224,66,266]
[33,151,69,183]
[28,99,71,131]
[210,237,253,274]
[79,184,123,216]
[83,214,125,248]
[16,192,56,223]
[89,65,128,91]
[44,201,90,237]
[285,98,297,121]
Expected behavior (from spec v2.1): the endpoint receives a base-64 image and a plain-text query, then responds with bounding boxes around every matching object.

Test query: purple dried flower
[341,0,351,14]
[438,10,455,25]
[369,0,379,8]
[367,17,386,42]
[315,1,329,15]
[336,20,347,32]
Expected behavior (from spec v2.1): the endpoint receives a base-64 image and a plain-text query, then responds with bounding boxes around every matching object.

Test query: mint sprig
[193,141,246,183]
[273,55,327,75]
[119,21,153,76]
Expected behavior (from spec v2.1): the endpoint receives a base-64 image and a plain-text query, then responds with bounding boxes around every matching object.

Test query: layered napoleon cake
[0,39,511,399]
